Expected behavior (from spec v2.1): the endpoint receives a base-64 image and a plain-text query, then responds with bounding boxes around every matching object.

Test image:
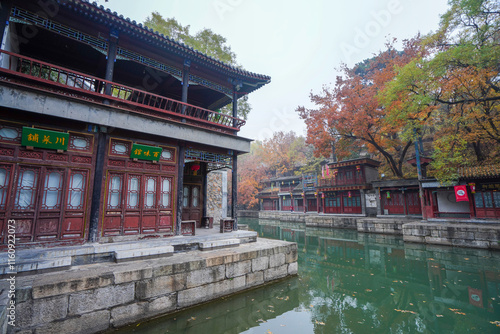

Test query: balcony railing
[279,186,296,192]
[0,50,245,133]
[318,176,366,188]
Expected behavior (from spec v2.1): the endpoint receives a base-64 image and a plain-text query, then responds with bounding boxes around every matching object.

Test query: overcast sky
[99,0,450,142]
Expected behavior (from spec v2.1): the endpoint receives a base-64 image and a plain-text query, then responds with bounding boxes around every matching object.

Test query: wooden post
[0,0,13,46]
[181,59,190,115]
[232,151,238,230]
[176,145,185,235]
[231,84,238,230]
[104,28,119,97]
[88,128,107,242]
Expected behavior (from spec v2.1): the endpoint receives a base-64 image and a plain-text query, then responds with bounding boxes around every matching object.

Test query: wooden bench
[181,220,196,236]
[220,218,235,233]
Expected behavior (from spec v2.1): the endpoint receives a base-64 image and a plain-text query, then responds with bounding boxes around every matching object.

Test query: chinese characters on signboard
[21,127,69,151]
[130,143,162,162]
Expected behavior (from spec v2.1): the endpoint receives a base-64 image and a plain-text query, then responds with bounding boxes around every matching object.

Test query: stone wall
[259,211,308,222]
[207,170,228,225]
[305,216,358,229]
[403,222,500,249]
[237,210,259,218]
[356,218,407,235]
[10,239,297,334]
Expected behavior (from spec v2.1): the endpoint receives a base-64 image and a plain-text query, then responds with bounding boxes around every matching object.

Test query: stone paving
[0,227,257,277]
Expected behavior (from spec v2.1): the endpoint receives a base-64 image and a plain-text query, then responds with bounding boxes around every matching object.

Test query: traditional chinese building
[302,174,318,213]
[258,179,280,211]
[460,165,500,219]
[0,0,269,247]
[372,179,422,217]
[317,158,380,215]
[276,175,302,212]
[420,164,500,220]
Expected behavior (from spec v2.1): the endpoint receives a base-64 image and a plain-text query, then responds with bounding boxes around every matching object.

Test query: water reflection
[252,218,500,333]
[112,218,500,333]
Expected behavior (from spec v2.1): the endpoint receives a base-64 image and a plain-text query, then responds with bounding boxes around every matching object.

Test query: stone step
[199,239,240,250]
[0,256,71,276]
[114,246,174,262]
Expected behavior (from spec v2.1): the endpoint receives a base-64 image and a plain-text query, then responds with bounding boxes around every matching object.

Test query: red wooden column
[322,193,325,213]
[175,60,190,235]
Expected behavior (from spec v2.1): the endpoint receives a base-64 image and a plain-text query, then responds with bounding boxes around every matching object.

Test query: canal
[112,218,500,333]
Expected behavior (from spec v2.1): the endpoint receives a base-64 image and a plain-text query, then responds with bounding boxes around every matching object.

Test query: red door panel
[141,215,156,233]
[159,215,172,232]
[61,217,85,239]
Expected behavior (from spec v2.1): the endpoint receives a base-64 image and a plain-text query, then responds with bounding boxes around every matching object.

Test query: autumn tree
[237,141,267,210]
[298,38,423,178]
[237,131,312,209]
[143,12,252,120]
[381,0,500,182]
[261,131,308,177]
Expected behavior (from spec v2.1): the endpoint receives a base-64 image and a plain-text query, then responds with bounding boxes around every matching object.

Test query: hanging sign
[21,127,69,151]
[454,185,469,202]
[130,143,162,161]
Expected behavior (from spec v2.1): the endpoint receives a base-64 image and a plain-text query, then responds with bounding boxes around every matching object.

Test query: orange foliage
[298,38,423,177]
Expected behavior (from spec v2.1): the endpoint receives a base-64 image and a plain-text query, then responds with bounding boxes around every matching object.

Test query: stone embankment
[251,210,500,250]
[3,239,297,334]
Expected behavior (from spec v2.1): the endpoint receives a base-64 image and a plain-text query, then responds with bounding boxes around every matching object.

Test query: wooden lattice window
[160,177,172,208]
[192,186,199,208]
[69,134,92,152]
[183,186,189,208]
[107,174,123,209]
[0,165,11,210]
[110,140,130,156]
[127,175,141,209]
[0,125,22,143]
[14,167,40,210]
[41,170,64,210]
[144,176,156,209]
[66,170,87,210]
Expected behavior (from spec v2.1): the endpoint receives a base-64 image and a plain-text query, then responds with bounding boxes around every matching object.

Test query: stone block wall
[356,218,407,235]
[403,222,500,249]
[11,239,297,334]
[305,216,357,229]
[259,212,308,222]
[207,170,228,224]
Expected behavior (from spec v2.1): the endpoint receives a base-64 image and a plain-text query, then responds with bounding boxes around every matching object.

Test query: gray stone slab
[114,246,174,262]
[199,239,240,250]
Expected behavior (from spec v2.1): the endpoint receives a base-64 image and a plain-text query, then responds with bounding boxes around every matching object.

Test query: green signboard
[21,127,69,151]
[130,143,162,161]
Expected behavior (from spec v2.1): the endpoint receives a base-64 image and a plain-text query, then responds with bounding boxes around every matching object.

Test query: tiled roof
[458,164,500,179]
[67,1,271,83]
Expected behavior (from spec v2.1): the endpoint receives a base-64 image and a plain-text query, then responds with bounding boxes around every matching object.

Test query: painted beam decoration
[130,143,162,161]
[21,127,69,150]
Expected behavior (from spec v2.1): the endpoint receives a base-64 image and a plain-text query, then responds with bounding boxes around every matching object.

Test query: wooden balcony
[0,50,245,134]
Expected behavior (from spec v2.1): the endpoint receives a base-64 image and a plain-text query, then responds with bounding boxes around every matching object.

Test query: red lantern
[191,164,200,175]
[469,183,476,194]
[348,191,352,198]
[356,165,361,172]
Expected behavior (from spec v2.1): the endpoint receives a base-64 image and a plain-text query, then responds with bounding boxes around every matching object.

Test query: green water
[113,218,500,333]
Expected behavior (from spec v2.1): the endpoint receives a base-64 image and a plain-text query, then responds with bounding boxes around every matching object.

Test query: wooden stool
[220,218,234,233]
[181,220,196,236]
